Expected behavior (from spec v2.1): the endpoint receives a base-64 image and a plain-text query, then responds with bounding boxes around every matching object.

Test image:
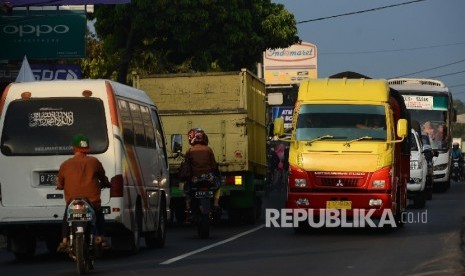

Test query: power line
[394,58,465,78]
[429,70,465,78]
[320,42,465,55]
[450,83,465,89]
[297,0,427,24]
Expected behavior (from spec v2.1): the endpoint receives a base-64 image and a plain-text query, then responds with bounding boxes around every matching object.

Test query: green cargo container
[138,69,267,224]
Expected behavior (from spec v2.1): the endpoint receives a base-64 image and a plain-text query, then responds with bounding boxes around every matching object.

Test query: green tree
[92,0,298,83]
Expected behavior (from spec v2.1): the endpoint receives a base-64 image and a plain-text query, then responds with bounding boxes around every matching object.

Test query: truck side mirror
[396,119,408,138]
[171,134,182,156]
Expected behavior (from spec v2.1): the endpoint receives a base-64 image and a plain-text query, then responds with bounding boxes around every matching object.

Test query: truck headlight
[410,161,419,170]
[295,179,307,187]
[372,180,385,189]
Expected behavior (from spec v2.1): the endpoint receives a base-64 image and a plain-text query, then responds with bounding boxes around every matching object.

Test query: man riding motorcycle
[56,134,111,252]
[183,128,221,223]
[451,142,464,181]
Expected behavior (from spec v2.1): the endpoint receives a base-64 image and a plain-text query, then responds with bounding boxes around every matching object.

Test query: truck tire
[394,189,405,228]
[243,197,262,225]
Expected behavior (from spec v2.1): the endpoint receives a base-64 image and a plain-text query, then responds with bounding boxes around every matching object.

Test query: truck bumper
[286,191,394,218]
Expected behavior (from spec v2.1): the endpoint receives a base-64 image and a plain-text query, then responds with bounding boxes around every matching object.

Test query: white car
[408,129,428,208]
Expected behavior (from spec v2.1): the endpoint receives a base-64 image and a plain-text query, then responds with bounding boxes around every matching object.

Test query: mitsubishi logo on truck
[336,180,344,187]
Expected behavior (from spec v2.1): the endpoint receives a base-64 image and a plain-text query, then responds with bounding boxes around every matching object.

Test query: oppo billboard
[0,11,86,59]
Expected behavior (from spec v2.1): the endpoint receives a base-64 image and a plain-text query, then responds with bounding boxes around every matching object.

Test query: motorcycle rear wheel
[197,213,210,239]
[75,233,89,275]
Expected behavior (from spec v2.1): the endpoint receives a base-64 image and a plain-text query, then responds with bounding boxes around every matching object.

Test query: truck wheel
[228,209,241,225]
[394,189,405,228]
[243,197,262,225]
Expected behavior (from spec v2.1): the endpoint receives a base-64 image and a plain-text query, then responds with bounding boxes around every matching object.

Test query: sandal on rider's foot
[56,242,68,253]
[95,237,110,250]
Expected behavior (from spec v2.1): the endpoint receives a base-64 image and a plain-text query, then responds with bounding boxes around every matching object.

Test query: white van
[408,129,428,208]
[0,80,170,259]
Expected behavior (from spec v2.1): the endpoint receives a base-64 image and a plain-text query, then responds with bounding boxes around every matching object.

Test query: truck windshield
[1,98,108,156]
[295,104,387,141]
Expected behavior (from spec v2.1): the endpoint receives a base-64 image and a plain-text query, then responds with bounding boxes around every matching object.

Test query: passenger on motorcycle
[451,142,464,180]
[56,134,111,252]
[184,128,221,223]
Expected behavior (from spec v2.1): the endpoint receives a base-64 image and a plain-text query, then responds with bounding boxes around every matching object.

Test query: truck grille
[312,172,367,188]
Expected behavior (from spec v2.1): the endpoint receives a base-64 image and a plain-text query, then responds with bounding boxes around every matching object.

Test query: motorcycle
[65,197,100,274]
[451,158,462,182]
[187,173,220,239]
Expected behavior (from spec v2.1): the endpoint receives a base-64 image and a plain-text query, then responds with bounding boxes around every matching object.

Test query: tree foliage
[90,0,298,83]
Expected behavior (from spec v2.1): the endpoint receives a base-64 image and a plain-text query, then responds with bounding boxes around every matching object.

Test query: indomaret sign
[263,41,317,85]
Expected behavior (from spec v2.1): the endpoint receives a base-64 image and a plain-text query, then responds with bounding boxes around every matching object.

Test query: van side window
[129,102,147,147]
[151,108,168,165]
[118,100,134,145]
[153,110,165,148]
[141,106,156,149]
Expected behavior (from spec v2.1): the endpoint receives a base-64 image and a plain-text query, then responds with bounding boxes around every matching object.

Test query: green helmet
[72,134,90,149]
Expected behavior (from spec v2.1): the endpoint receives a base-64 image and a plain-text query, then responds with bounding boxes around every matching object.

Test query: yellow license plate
[326,201,352,210]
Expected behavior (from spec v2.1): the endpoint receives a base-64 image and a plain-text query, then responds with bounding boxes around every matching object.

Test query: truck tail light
[224,175,243,186]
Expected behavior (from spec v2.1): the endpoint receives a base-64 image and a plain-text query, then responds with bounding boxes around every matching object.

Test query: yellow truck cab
[278,74,410,230]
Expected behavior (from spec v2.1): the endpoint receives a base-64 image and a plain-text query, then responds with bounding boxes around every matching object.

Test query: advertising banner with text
[7,0,130,7]
[0,10,86,59]
[263,41,317,85]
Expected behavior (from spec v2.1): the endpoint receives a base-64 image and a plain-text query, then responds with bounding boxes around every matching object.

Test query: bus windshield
[1,98,108,156]
[295,104,387,141]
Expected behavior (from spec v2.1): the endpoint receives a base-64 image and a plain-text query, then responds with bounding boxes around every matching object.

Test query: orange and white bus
[0,79,170,260]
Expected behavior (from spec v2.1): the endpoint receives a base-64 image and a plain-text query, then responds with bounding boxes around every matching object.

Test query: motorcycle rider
[184,128,221,223]
[451,142,464,180]
[56,134,111,252]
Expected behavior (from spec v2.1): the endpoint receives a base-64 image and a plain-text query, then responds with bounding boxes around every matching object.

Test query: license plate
[326,200,352,210]
[69,213,92,221]
[39,172,58,186]
[194,191,214,198]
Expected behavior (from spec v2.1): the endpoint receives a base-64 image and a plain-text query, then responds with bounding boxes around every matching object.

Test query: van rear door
[0,97,110,207]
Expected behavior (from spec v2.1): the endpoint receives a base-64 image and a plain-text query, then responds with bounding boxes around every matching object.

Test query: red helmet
[188,128,207,145]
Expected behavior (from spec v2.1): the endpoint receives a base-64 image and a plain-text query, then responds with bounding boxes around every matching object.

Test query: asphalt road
[1,181,465,276]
